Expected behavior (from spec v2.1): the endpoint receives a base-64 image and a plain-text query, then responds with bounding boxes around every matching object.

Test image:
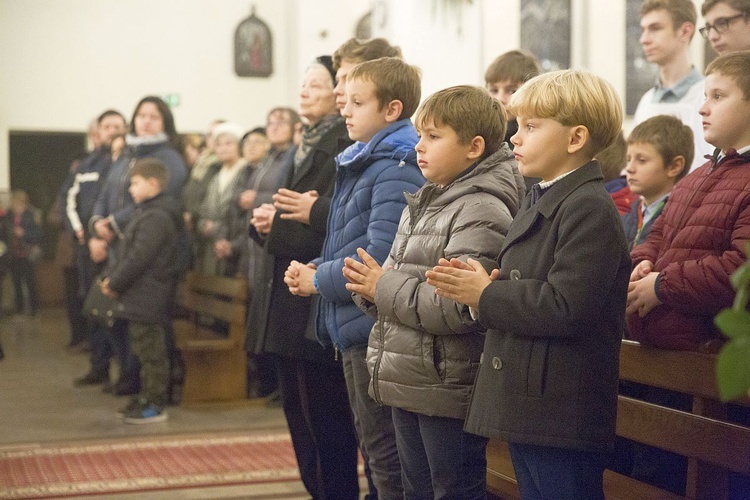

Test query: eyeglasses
[699,12,747,39]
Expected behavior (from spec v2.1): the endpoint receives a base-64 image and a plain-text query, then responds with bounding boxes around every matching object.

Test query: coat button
[492,357,503,370]
[510,269,521,280]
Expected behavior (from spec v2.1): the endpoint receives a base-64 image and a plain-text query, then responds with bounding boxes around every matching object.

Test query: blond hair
[628,115,693,181]
[484,50,541,85]
[705,50,750,100]
[415,85,507,161]
[508,70,623,156]
[347,57,422,120]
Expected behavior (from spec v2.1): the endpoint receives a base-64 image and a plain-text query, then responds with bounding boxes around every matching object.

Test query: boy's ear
[467,136,486,161]
[384,100,403,123]
[567,125,589,155]
[677,21,695,43]
[666,155,686,179]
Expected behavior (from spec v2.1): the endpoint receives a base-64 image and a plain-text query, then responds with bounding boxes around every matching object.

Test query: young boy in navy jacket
[283,57,425,498]
[428,70,631,500]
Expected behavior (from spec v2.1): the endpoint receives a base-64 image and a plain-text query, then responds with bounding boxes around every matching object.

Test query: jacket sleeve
[265,212,327,263]
[478,193,628,338]
[657,196,750,315]
[107,212,172,294]
[375,197,512,336]
[314,165,423,304]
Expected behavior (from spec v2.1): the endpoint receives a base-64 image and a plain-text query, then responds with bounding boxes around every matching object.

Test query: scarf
[293,114,343,175]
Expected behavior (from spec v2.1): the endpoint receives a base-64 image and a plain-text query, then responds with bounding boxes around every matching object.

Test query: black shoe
[74,372,109,387]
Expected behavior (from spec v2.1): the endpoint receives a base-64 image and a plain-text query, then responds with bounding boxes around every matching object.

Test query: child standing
[343,85,524,499]
[427,70,631,500]
[283,57,426,498]
[627,51,750,350]
[100,158,181,424]
[6,190,43,316]
[623,114,693,249]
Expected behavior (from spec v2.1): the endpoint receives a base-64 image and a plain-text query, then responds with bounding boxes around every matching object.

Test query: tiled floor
[0,307,340,499]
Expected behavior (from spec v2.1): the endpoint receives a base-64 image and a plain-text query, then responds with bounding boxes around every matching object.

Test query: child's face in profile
[625,142,674,203]
[129,175,159,204]
[415,119,478,188]
[699,72,750,152]
[511,116,576,181]
[343,77,392,143]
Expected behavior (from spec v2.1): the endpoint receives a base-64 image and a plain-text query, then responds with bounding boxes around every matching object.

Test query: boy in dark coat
[100,158,181,424]
[427,70,631,499]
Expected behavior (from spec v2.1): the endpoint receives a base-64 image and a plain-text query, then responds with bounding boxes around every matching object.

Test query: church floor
[0,307,367,499]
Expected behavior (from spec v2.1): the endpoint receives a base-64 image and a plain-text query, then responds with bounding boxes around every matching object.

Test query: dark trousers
[392,407,488,500]
[109,320,140,385]
[63,266,87,346]
[277,354,360,500]
[10,258,37,314]
[129,320,169,405]
[509,442,607,500]
[342,346,402,499]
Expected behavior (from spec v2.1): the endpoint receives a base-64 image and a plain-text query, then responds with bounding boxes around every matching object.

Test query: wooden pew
[486,340,750,500]
[173,272,248,406]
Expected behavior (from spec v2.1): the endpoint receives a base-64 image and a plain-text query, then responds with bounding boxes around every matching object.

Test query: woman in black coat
[245,56,359,500]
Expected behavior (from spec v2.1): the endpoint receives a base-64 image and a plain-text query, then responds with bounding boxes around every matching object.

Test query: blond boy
[427,70,630,499]
[622,115,693,249]
[627,51,750,350]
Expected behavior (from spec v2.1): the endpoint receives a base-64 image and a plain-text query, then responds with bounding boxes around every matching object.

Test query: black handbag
[83,278,125,327]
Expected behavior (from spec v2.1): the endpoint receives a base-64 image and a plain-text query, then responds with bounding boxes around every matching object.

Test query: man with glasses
[633,0,712,172]
[701,0,750,54]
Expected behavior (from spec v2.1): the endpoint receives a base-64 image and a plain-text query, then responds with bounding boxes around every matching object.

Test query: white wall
[0,0,711,190]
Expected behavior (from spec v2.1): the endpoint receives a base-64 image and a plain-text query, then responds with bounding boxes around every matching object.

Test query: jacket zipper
[371,314,385,405]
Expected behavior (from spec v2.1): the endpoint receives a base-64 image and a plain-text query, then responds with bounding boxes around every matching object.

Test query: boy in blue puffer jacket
[283,57,425,498]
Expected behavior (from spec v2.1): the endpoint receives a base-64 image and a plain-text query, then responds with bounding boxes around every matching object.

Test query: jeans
[509,442,607,500]
[342,346,403,499]
[392,407,488,500]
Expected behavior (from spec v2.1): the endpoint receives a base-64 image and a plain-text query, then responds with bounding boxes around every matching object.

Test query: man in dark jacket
[100,158,181,424]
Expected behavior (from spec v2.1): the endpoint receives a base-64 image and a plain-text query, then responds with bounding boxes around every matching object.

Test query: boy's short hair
[641,0,697,29]
[97,109,126,125]
[415,85,507,161]
[484,50,541,85]
[347,57,422,120]
[332,38,402,71]
[705,50,750,100]
[130,158,169,190]
[508,70,623,157]
[702,0,750,16]
[596,131,627,182]
[628,115,694,181]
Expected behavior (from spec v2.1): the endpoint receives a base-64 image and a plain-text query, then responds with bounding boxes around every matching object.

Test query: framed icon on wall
[235,5,273,78]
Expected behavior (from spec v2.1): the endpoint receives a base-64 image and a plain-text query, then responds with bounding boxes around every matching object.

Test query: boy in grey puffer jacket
[344,85,524,500]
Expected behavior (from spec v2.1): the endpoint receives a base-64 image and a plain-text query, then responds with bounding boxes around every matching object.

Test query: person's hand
[94,218,114,243]
[626,271,661,317]
[274,189,319,224]
[214,239,232,259]
[75,229,85,245]
[284,260,318,296]
[99,277,116,298]
[199,220,215,237]
[425,258,498,309]
[630,260,653,282]
[13,226,24,238]
[239,189,258,211]
[250,203,277,235]
[88,237,108,263]
[343,247,386,303]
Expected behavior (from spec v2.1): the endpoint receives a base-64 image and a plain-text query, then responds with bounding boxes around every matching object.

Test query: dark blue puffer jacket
[312,119,425,352]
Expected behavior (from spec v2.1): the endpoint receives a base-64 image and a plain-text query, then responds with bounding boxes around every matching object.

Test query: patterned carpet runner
[0,431,299,498]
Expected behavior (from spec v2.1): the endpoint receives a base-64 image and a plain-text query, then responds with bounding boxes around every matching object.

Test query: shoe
[117,397,141,418]
[123,399,167,424]
[74,372,109,387]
